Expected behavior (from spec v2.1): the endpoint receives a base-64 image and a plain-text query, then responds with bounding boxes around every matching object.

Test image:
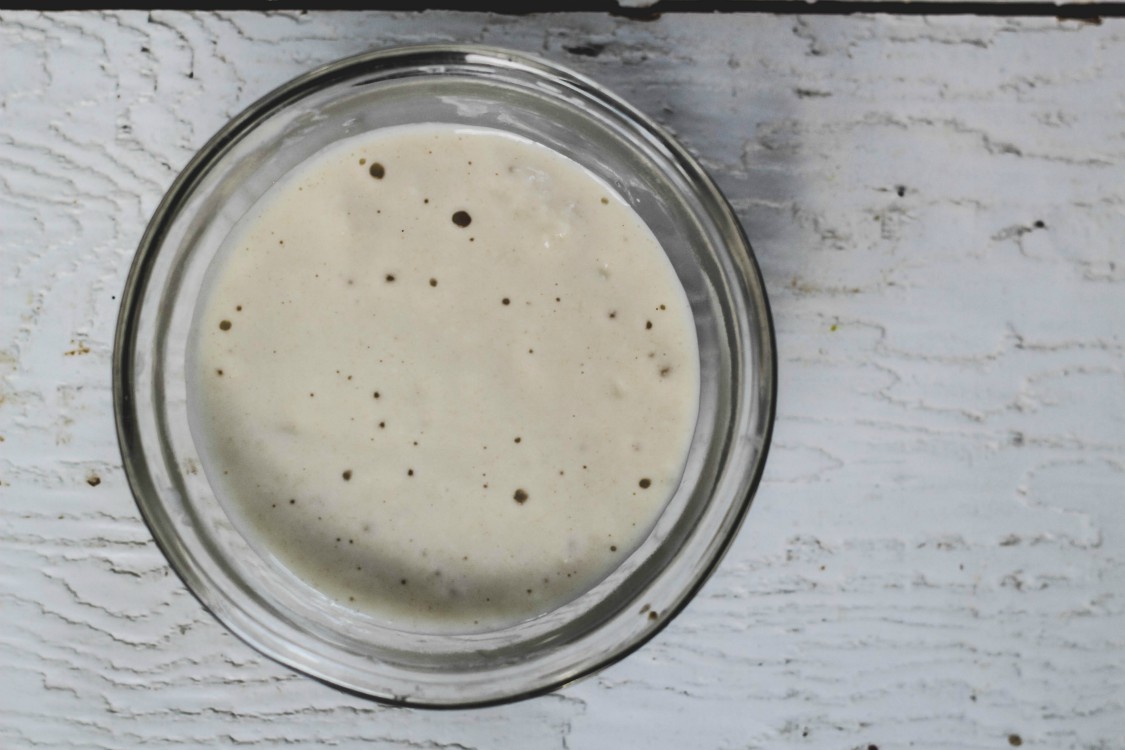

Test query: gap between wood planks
[1,1,1121,21]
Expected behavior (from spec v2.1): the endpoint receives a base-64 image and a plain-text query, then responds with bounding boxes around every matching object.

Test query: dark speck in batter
[219,320,232,331]
[369,162,385,179]
[452,210,472,227]
[514,489,529,504]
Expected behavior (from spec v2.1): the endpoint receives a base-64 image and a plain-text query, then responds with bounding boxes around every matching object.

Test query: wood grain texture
[1,10,1123,749]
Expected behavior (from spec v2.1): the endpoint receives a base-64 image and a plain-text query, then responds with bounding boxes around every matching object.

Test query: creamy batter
[189,125,700,632]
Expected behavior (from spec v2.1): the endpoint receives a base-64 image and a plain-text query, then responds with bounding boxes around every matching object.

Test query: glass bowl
[113,44,776,707]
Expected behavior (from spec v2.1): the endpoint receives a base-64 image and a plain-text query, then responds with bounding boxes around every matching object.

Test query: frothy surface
[189,125,700,632]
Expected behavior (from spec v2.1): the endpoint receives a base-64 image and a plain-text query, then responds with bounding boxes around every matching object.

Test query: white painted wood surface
[2,10,1123,749]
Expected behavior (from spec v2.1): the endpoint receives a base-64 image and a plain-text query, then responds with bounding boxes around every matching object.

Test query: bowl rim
[113,42,777,708]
